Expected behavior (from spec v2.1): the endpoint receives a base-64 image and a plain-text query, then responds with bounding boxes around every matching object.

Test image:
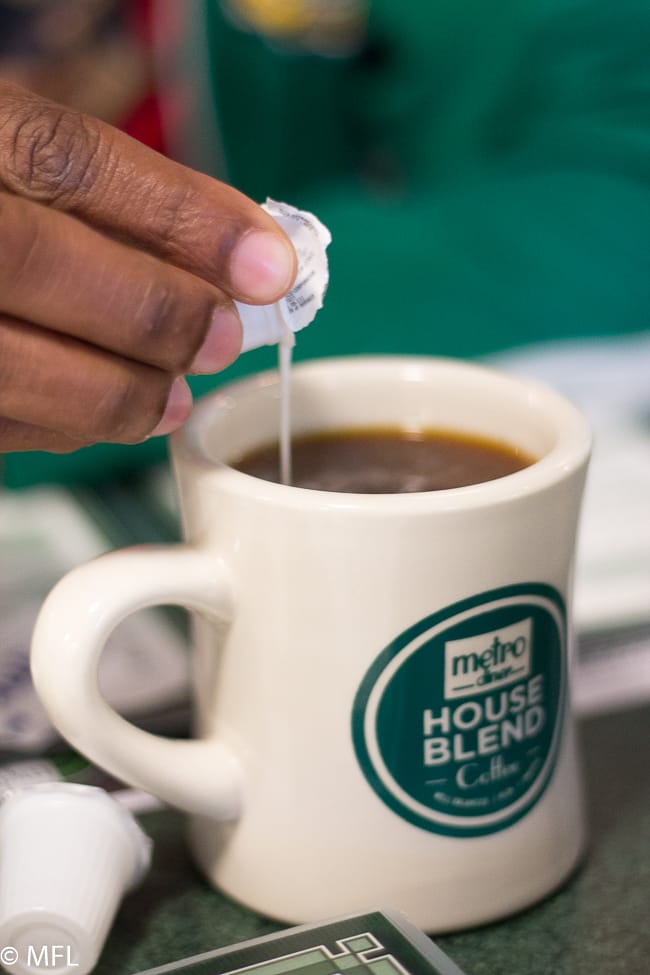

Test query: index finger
[0,81,297,305]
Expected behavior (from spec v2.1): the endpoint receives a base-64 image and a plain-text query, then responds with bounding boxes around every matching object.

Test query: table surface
[94,702,650,975]
[3,477,647,975]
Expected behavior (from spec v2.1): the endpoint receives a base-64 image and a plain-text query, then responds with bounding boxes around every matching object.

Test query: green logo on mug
[352,584,566,836]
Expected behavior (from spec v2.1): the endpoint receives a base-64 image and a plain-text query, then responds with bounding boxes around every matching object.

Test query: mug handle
[30,545,242,820]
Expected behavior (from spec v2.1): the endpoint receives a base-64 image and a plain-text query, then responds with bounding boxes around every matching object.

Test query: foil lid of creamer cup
[236,199,332,352]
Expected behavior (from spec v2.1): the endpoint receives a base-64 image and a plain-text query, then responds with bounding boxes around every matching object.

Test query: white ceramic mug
[31,356,591,932]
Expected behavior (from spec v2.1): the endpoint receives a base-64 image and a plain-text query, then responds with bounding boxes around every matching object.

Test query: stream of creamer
[277,306,295,486]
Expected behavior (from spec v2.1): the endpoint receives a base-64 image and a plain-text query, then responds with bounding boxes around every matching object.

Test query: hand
[0,81,297,453]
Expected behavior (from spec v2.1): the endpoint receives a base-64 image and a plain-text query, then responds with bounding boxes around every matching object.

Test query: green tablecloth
[95,703,650,975]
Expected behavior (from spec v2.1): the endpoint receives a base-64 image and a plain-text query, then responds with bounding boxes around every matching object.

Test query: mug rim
[171,355,592,511]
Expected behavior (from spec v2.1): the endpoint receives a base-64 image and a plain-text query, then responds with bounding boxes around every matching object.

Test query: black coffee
[232,427,535,493]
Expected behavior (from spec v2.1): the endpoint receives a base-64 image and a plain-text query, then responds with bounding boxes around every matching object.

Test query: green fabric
[5,0,649,487]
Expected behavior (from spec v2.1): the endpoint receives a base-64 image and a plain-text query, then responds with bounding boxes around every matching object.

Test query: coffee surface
[232,427,535,493]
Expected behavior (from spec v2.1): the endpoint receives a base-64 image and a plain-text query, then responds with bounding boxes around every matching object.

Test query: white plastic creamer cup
[236,199,331,352]
[0,783,152,975]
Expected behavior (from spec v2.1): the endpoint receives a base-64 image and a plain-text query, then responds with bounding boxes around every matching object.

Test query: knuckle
[0,330,11,387]
[149,184,204,248]
[0,94,103,204]
[0,416,92,454]
[0,416,18,448]
[87,373,141,440]
[131,271,213,371]
[134,282,192,367]
[0,316,24,389]
[0,415,91,453]
[88,368,168,443]
[129,265,216,373]
[145,182,247,273]
[134,279,177,347]
[0,194,45,287]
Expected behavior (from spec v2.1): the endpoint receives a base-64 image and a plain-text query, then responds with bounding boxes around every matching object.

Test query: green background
[5,0,649,487]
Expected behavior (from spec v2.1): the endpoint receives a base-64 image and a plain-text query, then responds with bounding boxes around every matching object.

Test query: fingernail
[190,305,242,374]
[150,377,193,437]
[230,230,296,302]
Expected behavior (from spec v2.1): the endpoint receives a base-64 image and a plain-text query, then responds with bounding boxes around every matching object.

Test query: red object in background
[120,88,166,153]
[118,0,167,154]
[127,0,155,46]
